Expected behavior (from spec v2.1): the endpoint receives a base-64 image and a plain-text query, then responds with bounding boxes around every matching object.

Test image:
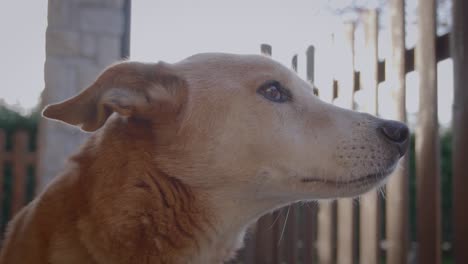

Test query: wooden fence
[234,3,466,264]
[0,130,36,232]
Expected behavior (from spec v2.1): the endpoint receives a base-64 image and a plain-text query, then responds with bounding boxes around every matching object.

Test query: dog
[0,53,409,263]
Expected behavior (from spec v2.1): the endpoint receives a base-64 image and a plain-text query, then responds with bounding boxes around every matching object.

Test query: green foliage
[0,106,39,131]
[0,106,39,150]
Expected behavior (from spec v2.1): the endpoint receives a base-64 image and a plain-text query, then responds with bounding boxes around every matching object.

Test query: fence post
[359,10,380,264]
[452,0,468,262]
[261,44,272,57]
[11,131,29,216]
[416,0,441,263]
[307,46,315,85]
[292,54,298,72]
[316,35,338,264]
[360,10,379,114]
[317,201,336,264]
[386,1,409,264]
[336,22,357,264]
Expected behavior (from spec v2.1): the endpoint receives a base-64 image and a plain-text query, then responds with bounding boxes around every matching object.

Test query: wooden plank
[303,204,318,264]
[336,22,357,264]
[333,80,339,100]
[318,34,338,103]
[385,1,409,263]
[451,0,468,262]
[435,33,451,62]
[415,0,441,263]
[308,46,320,97]
[359,9,380,264]
[376,33,450,83]
[307,46,315,84]
[121,0,131,58]
[291,54,298,72]
[360,9,379,114]
[317,201,336,264]
[11,131,29,216]
[337,199,355,264]
[261,44,272,57]
[335,23,356,110]
[316,35,337,264]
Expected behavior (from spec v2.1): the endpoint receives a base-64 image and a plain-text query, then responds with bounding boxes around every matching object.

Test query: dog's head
[43,53,408,204]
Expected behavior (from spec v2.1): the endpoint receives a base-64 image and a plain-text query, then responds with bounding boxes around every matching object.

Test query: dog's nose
[378,120,409,157]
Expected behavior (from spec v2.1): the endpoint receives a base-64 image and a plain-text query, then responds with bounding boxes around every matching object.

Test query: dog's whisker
[278,207,290,246]
[378,187,386,200]
[268,211,282,230]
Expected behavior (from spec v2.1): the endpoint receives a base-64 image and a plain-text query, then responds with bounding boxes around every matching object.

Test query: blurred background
[0,0,466,263]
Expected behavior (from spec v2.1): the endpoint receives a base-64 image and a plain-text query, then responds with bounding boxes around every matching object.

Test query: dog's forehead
[175,53,290,81]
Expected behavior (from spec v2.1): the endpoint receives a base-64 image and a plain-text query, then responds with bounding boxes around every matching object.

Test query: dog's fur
[0,53,407,263]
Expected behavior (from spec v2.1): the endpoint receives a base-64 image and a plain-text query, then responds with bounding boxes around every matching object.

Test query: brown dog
[0,53,409,263]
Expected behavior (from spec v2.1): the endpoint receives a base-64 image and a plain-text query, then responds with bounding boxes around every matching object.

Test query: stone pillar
[37,0,130,191]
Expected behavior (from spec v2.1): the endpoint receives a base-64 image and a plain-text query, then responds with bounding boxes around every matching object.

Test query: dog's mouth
[300,166,395,188]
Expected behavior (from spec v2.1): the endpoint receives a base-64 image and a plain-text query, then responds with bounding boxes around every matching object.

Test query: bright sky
[0,1,47,111]
[130,0,342,79]
[0,0,453,126]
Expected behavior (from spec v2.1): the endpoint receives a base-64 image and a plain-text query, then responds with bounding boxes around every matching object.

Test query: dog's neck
[71,117,277,263]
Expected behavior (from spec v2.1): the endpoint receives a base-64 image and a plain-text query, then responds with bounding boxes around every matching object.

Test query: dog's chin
[301,160,399,198]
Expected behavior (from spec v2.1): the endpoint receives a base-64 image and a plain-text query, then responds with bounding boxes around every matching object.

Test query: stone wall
[37,0,129,191]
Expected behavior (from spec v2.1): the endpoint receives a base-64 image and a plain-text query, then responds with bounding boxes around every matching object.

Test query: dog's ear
[42,61,186,132]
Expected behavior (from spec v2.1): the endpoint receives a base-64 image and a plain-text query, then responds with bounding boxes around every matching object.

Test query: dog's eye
[257,81,291,103]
